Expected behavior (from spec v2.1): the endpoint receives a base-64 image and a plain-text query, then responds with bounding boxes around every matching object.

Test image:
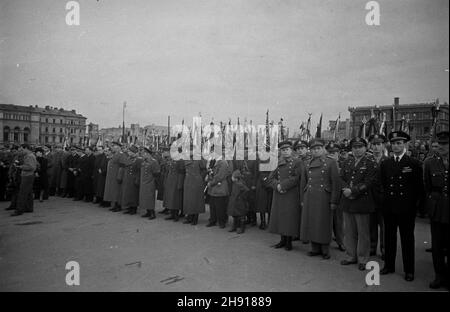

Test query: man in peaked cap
[326,142,340,161]
[368,133,388,260]
[120,145,142,215]
[339,137,377,270]
[300,137,340,259]
[294,140,310,163]
[139,146,160,220]
[267,139,304,251]
[379,130,424,281]
[423,131,449,289]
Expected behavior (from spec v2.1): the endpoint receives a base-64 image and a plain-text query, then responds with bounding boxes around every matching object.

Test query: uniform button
[390,184,393,187]
[390,192,394,195]
[320,185,323,187]
[400,192,403,195]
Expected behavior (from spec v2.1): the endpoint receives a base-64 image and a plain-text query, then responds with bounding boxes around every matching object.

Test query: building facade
[348,98,449,141]
[0,104,87,146]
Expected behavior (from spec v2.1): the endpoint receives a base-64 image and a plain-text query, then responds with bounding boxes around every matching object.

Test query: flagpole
[122,101,126,143]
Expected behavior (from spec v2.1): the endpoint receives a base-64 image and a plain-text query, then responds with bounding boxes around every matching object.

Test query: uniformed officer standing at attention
[300,139,340,259]
[368,134,389,260]
[379,131,424,281]
[339,137,377,270]
[139,147,161,220]
[423,131,449,289]
[326,142,345,252]
[121,145,142,215]
[293,140,311,163]
[267,140,304,251]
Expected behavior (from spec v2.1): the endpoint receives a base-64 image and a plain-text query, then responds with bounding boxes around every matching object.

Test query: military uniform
[104,144,126,209]
[206,159,231,228]
[424,131,449,288]
[139,152,160,218]
[120,151,142,214]
[14,149,37,215]
[267,147,304,250]
[183,159,207,224]
[380,131,424,280]
[339,138,377,268]
[300,139,341,258]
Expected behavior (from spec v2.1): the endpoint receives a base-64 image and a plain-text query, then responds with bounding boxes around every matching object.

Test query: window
[46,118,48,123]
[23,127,30,143]
[424,126,430,135]
[59,136,63,143]
[60,128,63,133]
[53,128,56,133]
[53,119,55,124]
[3,126,10,142]
[60,119,63,124]
[13,127,20,142]
[45,127,48,133]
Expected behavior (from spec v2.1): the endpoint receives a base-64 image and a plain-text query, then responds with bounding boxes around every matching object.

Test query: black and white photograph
[0,0,449,296]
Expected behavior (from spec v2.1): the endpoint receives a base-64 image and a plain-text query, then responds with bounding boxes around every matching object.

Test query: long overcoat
[139,157,160,211]
[267,157,304,236]
[120,156,142,208]
[183,159,207,214]
[300,156,340,244]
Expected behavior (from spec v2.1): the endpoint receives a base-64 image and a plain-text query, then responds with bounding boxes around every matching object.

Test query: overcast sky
[0,0,448,131]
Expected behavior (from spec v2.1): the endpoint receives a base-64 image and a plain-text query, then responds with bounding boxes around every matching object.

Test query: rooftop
[0,104,86,118]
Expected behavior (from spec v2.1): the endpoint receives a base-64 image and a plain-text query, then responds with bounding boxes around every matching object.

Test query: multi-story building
[322,118,352,141]
[100,123,168,146]
[348,98,449,141]
[0,104,87,146]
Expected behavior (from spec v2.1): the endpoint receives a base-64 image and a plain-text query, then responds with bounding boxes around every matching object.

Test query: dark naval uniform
[379,131,424,280]
[423,132,449,288]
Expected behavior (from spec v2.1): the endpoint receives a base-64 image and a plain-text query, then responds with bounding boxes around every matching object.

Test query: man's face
[311,146,324,158]
[340,151,348,159]
[352,145,366,158]
[280,146,292,158]
[298,146,308,156]
[36,151,43,157]
[431,142,439,152]
[329,151,339,161]
[85,148,92,155]
[438,142,449,156]
[372,142,385,154]
[391,140,406,154]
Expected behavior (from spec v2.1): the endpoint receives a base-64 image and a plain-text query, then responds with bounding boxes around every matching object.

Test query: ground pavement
[0,197,442,292]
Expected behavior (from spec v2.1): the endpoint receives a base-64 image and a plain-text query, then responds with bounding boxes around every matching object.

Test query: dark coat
[371,154,389,208]
[255,164,273,213]
[139,157,160,211]
[379,155,424,215]
[165,159,185,211]
[183,160,207,214]
[77,154,95,196]
[207,160,231,197]
[120,156,142,208]
[424,154,449,224]
[227,179,249,217]
[267,157,304,236]
[34,156,48,191]
[59,151,70,189]
[103,152,126,203]
[339,153,377,214]
[93,153,108,198]
[300,156,340,244]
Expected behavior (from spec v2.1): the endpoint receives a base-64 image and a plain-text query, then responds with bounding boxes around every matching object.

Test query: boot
[273,235,286,248]
[183,215,193,224]
[142,210,152,218]
[111,205,122,212]
[165,210,175,220]
[173,210,180,222]
[259,213,266,230]
[237,217,246,234]
[229,217,238,232]
[159,208,169,214]
[285,236,293,251]
[251,213,257,226]
[123,207,132,214]
[191,214,198,225]
[128,207,137,215]
[148,210,156,220]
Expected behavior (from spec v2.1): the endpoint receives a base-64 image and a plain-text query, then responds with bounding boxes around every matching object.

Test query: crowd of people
[0,130,448,290]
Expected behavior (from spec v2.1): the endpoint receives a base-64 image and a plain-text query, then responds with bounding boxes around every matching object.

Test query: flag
[315,114,322,138]
[333,113,340,141]
[306,113,312,141]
